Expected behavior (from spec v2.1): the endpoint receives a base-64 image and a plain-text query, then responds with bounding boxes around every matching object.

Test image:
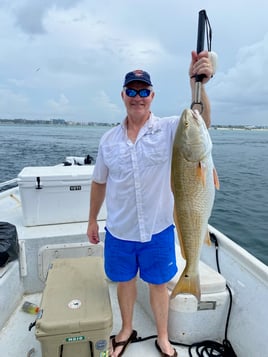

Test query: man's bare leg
[149,283,176,356]
[111,278,137,357]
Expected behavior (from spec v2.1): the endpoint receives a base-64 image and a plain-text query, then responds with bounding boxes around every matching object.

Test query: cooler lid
[35,257,112,336]
[18,165,94,182]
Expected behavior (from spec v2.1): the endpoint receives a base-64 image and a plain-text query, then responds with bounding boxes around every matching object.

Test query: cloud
[1,1,268,125]
[47,93,70,114]
[0,87,29,117]
[14,0,83,35]
[89,91,123,122]
[45,91,122,123]
[209,33,268,124]
[15,2,47,34]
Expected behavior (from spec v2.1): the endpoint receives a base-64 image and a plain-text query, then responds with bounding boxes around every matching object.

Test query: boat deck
[1,184,268,357]
[0,284,196,357]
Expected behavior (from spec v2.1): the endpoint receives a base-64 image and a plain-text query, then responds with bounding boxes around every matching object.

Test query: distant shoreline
[0,118,267,131]
[0,118,116,127]
[211,126,268,131]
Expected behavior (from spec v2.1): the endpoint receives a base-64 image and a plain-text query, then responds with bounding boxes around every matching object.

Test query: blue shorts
[104,225,178,284]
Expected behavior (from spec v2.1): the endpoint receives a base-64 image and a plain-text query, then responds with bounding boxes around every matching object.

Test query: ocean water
[209,129,268,266]
[0,124,267,265]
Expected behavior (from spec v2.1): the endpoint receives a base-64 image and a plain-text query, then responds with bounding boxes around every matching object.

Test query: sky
[0,0,268,125]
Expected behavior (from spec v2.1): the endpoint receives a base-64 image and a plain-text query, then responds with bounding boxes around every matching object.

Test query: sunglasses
[125,88,152,98]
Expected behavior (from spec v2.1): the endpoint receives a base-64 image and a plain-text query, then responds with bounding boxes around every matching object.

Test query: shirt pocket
[141,131,170,167]
[102,143,131,176]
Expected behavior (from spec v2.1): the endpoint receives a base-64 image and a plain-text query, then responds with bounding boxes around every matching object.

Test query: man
[87,51,213,357]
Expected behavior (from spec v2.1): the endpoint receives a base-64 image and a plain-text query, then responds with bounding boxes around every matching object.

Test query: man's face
[121,81,154,119]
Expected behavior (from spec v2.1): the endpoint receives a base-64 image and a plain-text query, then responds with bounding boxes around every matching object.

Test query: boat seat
[167,243,226,294]
[167,244,229,343]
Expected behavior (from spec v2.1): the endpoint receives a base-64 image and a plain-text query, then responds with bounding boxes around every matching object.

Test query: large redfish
[170,109,219,301]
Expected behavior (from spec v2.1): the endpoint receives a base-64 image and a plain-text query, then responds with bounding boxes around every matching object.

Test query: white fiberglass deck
[1,284,195,357]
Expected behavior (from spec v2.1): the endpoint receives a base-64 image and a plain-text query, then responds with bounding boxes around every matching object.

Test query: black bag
[0,222,19,267]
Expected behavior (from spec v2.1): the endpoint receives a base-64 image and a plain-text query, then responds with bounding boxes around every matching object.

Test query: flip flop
[110,330,137,357]
[155,340,178,357]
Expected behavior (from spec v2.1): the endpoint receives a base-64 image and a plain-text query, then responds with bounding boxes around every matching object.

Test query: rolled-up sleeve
[92,145,108,184]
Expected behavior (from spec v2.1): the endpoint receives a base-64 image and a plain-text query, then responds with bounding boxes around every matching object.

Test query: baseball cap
[123,69,153,87]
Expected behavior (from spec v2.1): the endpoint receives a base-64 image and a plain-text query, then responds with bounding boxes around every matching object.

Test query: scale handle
[196,9,207,82]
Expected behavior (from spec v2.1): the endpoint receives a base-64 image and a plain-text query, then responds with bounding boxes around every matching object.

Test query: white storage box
[18,166,106,226]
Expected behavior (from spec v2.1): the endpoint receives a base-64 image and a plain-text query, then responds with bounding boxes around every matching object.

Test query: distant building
[51,118,66,125]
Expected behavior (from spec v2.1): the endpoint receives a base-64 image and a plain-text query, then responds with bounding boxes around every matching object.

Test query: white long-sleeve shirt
[93,113,179,242]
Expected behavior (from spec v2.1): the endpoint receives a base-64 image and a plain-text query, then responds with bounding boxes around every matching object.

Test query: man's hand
[189,50,215,85]
[87,220,100,244]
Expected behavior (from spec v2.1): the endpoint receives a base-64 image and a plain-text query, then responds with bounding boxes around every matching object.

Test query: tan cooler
[35,256,112,357]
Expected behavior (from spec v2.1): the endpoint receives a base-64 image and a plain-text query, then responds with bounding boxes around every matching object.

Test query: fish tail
[170,269,201,301]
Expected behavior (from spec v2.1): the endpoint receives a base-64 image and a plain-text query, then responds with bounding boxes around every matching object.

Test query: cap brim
[124,79,152,86]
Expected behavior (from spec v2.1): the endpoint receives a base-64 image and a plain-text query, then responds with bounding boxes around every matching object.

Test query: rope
[132,335,237,357]
[187,339,237,357]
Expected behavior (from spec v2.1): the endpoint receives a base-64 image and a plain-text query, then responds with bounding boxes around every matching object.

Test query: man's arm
[87,181,106,244]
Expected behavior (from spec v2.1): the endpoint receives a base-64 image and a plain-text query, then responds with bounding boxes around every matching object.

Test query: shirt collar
[145,113,161,134]
[120,113,161,141]
[121,112,157,130]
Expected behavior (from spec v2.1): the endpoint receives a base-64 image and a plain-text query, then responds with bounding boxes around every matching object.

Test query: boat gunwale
[208,224,268,286]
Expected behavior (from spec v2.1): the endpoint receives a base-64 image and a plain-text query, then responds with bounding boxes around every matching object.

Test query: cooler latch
[36,177,42,189]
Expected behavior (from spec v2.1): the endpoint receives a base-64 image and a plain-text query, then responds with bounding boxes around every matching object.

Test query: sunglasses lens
[125,88,151,98]
[139,89,151,97]
[125,88,137,97]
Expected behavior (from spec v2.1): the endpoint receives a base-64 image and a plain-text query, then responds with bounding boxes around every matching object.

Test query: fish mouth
[178,109,212,162]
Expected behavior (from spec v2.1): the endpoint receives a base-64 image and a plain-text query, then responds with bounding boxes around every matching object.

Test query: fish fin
[213,167,220,190]
[173,206,186,260]
[204,229,211,245]
[197,162,206,187]
[170,268,201,301]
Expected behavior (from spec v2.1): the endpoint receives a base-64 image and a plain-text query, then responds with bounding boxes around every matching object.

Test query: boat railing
[0,178,18,191]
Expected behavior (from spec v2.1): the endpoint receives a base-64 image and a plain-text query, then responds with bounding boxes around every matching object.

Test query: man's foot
[155,339,177,357]
[110,330,137,357]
